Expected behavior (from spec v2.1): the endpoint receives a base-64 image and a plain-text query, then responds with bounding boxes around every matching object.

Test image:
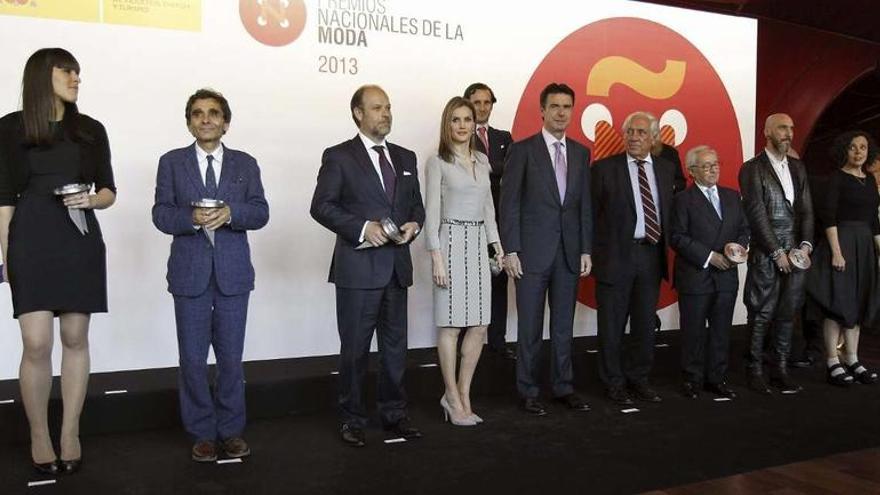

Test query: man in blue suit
[311,85,425,447]
[153,88,269,462]
[500,83,593,416]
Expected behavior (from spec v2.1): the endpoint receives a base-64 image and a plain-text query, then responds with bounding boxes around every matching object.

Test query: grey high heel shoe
[440,395,477,426]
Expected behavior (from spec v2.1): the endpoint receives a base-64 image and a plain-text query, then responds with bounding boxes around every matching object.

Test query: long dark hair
[21,48,85,146]
[438,97,476,163]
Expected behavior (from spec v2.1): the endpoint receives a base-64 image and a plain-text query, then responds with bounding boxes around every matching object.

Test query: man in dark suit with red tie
[311,85,425,447]
[464,82,515,359]
[670,145,749,400]
[592,111,676,406]
[500,83,593,415]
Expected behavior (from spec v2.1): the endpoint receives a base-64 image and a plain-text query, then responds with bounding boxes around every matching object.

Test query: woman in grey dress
[425,97,503,426]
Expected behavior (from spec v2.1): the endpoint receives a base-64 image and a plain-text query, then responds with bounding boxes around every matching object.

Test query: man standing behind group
[670,146,749,400]
[500,83,593,416]
[739,113,813,394]
[592,111,676,406]
[310,85,425,447]
[153,89,269,462]
[465,82,515,360]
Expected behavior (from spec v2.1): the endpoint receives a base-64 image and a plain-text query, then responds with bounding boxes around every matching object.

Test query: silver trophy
[356,217,404,249]
[788,247,811,271]
[724,243,748,264]
[53,183,91,235]
[191,198,226,246]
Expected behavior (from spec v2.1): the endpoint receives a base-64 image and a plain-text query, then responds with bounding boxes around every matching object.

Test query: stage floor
[1,327,878,494]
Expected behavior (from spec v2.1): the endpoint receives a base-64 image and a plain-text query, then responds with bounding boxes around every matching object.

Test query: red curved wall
[755,20,880,154]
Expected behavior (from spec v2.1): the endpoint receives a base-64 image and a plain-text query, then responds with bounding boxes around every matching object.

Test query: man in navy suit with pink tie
[153,88,269,462]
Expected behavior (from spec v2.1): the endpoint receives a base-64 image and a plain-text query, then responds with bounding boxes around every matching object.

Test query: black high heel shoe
[826,363,853,387]
[847,362,878,385]
[32,459,60,476]
[60,458,82,474]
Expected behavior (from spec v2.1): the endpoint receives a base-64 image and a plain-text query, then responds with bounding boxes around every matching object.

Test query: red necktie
[477,126,489,153]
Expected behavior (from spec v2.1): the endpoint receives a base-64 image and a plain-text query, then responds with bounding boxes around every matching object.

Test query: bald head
[764,113,794,156]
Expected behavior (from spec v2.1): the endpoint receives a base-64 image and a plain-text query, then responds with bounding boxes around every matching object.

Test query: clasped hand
[193,206,230,231]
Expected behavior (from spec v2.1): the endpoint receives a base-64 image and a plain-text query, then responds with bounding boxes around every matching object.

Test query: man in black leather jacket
[738,113,814,394]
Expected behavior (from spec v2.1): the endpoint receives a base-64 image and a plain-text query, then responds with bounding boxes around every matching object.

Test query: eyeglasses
[695,163,720,171]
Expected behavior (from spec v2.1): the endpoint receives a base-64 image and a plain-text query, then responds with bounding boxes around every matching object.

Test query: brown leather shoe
[191,440,217,462]
[221,437,251,458]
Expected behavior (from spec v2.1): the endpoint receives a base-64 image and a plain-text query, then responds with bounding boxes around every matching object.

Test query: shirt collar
[626,153,653,166]
[359,132,387,151]
[541,127,565,148]
[696,182,716,194]
[195,142,223,163]
[765,148,788,167]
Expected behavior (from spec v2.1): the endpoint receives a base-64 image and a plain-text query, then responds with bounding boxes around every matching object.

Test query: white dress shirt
[195,143,223,187]
[765,148,795,204]
[358,132,396,242]
[626,153,662,239]
[696,182,720,268]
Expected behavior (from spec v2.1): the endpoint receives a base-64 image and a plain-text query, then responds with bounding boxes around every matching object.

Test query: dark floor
[1,327,879,494]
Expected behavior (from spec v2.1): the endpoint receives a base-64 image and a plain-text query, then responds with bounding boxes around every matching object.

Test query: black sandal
[847,362,878,384]
[826,363,854,387]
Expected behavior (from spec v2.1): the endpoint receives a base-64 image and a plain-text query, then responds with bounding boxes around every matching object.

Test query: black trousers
[335,277,408,428]
[515,244,578,399]
[679,290,736,385]
[744,255,806,366]
[488,271,509,350]
[597,243,663,389]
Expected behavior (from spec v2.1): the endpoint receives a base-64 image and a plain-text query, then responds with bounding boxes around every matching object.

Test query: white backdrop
[0,0,756,379]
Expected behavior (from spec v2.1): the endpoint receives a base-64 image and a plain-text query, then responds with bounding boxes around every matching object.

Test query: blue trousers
[173,275,250,441]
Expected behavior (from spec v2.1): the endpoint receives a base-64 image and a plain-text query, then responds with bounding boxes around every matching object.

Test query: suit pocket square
[403,171,412,176]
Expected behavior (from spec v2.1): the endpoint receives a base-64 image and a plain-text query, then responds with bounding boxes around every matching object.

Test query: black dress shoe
[681,382,699,399]
[32,460,60,476]
[790,355,816,368]
[555,393,591,411]
[340,424,365,447]
[747,370,772,394]
[60,458,82,475]
[489,346,517,360]
[770,370,803,394]
[384,419,422,439]
[521,397,547,416]
[607,387,634,406]
[704,382,737,399]
[631,383,662,403]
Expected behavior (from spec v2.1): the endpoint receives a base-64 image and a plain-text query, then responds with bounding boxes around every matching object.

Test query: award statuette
[788,247,811,271]
[53,183,91,235]
[356,217,405,249]
[191,199,226,246]
[723,243,748,264]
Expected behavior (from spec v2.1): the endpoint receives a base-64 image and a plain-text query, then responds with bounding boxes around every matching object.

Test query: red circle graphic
[240,0,307,47]
[512,17,744,310]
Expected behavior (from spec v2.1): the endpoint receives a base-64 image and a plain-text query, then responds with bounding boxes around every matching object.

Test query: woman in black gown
[0,48,116,475]
[806,131,880,386]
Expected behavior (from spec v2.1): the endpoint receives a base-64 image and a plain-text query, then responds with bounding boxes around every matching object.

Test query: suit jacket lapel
[387,143,405,206]
[349,136,390,206]
[534,134,561,205]
[620,155,637,216]
[216,145,234,199]
[184,143,208,198]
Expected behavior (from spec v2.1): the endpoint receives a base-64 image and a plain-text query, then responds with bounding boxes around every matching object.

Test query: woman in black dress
[0,48,116,475]
[806,131,880,386]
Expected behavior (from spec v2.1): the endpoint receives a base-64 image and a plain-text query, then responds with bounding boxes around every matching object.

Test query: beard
[771,137,791,154]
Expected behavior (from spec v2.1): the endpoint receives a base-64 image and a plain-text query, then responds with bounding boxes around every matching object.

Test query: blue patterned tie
[708,186,722,219]
[206,154,218,198]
